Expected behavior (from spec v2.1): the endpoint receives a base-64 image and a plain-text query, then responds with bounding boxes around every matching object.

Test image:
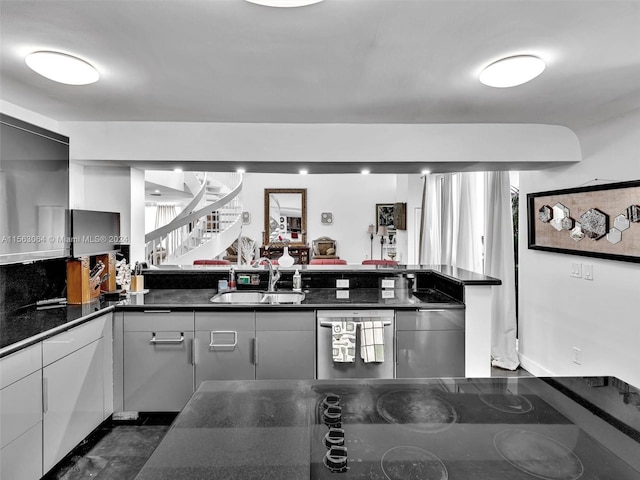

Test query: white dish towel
[360,320,385,363]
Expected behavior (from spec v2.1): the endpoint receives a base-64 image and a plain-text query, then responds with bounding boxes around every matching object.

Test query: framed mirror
[264,188,307,245]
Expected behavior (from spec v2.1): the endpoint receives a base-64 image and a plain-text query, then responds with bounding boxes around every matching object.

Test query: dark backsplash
[0,258,68,323]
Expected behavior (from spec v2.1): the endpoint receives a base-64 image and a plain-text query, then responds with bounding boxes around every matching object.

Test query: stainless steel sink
[260,291,305,304]
[210,290,305,304]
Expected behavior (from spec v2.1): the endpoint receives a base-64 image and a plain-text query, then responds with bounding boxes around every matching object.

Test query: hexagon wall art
[550,203,572,231]
[613,214,630,232]
[538,205,552,223]
[580,208,608,240]
[606,228,622,244]
[570,223,585,242]
[625,205,640,223]
[527,180,640,263]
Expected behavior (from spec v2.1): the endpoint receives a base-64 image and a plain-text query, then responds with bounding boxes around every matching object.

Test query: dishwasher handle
[319,320,392,328]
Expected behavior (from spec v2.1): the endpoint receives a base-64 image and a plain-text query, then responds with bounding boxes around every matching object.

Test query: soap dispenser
[293,269,302,292]
[228,267,237,290]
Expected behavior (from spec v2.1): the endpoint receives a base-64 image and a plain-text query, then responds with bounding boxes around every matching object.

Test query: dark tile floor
[43,414,176,480]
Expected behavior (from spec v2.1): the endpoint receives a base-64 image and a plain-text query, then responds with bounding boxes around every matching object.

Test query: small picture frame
[376,203,396,232]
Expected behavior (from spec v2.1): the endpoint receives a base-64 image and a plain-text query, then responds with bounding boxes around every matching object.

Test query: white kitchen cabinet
[255,311,315,380]
[123,311,195,412]
[0,343,42,480]
[195,311,255,388]
[42,317,106,473]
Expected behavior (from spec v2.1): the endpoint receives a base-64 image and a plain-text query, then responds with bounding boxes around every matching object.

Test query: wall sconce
[377,225,388,259]
[367,224,375,259]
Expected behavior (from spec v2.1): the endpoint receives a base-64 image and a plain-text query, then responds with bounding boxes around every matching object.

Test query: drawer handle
[209,331,238,348]
[150,332,184,344]
[417,309,446,312]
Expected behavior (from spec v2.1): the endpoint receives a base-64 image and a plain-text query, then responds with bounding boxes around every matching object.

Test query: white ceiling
[1,0,639,131]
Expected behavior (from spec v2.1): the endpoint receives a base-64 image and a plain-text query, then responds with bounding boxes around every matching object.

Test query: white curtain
[484,172,519,370]
[419,171,519,370]
[155,204,177,254]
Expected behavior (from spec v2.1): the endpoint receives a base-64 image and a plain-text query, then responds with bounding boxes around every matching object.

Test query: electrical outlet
[584,264,593,281]
[570,263,582,278]
[572,347,582,365]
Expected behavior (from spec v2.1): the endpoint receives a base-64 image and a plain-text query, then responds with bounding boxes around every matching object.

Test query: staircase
[145,172,244,266]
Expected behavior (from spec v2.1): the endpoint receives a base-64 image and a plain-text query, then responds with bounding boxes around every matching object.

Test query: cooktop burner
[494,429,584,480]
[479,392,534,414]
[381,446,448,480]
[376,389,458,434]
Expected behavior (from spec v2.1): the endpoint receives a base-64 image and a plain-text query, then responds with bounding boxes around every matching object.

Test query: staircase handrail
[173,172,208,222]
[145,173,242,244]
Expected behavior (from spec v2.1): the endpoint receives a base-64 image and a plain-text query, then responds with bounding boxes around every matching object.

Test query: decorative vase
[279,246,295,267]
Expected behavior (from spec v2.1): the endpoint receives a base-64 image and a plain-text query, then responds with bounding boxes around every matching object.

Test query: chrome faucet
[252,257,281,292]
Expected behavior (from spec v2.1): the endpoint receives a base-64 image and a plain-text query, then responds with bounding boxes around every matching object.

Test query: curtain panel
[419,172,519,370]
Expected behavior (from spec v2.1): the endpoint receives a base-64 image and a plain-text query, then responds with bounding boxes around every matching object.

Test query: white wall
[80,166,146,262]
[241,173,400,263]
[519,109,640,388]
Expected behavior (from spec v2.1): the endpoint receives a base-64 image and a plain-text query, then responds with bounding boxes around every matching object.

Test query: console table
[260,245,310,265]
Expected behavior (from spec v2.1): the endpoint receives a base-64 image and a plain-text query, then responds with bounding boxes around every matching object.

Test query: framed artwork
[527,179,640,263]
[376,203,396,231]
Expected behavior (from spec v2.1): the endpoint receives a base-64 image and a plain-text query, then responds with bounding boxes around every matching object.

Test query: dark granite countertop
[134,377,640,480]
[0,300,116,357]
[0,287,460,357]
[119,287,462,310]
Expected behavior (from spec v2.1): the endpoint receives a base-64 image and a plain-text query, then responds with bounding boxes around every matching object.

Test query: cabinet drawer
[0,371,42,449]
[396,308,464,331]
[43,316,106,366]
[124,311,194,332]
[195,311,254,331]
[0,343,41,389]
[256,311,314,331]
[0,421,42,480]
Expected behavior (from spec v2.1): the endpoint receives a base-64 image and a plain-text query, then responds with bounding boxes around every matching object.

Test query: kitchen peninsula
[134,377,640,480]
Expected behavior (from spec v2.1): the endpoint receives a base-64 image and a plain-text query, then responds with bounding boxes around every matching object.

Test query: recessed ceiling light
[479,55,545,88]
[25,51,99,85]
[245,0,323,7]
[173,168,183,172]
[361,169,370,175]
[236,168,246,174]
[299,169,308,175]
[421,169,431,175]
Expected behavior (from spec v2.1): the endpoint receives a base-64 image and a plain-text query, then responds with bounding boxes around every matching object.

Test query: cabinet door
[396,330,465,378]
[123,311,195,412]
[255,311,315,380]
[0,357,42,480]
[123,330,194,412]
[0,423,42,480]
[195,311,255,387]
[43,338,104,472]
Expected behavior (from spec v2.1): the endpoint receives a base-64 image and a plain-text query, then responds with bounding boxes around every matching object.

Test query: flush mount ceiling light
[245,0,324,7]
[479,55,545,88]
[25,51,99,85]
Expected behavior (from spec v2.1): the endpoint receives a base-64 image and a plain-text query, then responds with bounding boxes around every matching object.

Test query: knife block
[66,256,91,304]
[95,252,116,292]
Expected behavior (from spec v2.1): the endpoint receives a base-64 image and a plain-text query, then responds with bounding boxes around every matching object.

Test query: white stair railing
[145,172,243,265]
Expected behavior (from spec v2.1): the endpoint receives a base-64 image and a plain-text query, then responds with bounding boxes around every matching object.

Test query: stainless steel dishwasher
[317,310,395,379]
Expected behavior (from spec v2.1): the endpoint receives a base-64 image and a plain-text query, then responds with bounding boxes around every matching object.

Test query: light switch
[570,263,582,278]
[584,264,593,281]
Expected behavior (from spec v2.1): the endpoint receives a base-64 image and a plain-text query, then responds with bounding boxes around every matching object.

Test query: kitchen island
[134,377,640,480]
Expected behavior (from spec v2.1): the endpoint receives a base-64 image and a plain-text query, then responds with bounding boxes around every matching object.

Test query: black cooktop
[310,382,639,480]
